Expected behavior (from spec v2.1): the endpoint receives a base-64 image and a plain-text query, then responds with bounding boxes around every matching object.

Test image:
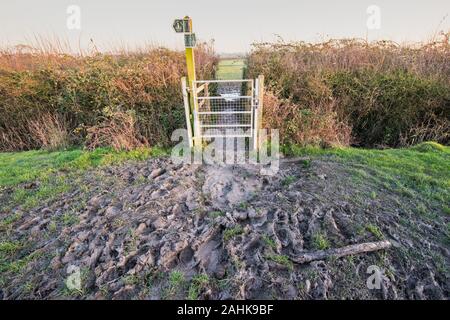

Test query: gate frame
[193,79,254,139]
[181,75,264,151]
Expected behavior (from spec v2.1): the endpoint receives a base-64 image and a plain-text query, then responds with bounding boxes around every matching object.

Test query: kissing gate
[182,77,264,150]
[174,16,264,150]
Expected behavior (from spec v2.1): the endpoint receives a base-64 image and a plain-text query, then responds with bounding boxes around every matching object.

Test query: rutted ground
[0,155,448,300]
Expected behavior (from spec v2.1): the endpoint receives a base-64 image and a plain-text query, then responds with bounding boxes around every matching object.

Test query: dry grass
[27,113,70,151]
[263,92,351,147]
[85,111,147,151]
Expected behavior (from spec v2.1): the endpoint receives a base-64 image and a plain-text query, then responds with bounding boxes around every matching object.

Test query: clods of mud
[0,157,448,300]
[202,165,262,211]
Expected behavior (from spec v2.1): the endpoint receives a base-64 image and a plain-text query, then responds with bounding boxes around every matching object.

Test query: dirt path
[1,156,448,300]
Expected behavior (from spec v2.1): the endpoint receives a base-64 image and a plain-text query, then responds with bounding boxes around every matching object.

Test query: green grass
[163,270,186,299]
[262,234,277,249]
[123,274,140,286]
[366,224,384,239]
[266,254,294,270]
[312,233,330,250]
[238,202,248,210]
[145,270,164,290]
[216,59,246,80]
[208,211,224,219]
[0,249,42,275]
[187,274,209,300]
[282,175,296,186]
[285,142,450,207]
[169,270,185,287]
[0,146,166,187]
[445,223,450,246]
[0,212,22,231]
[223,225,244,241]
[0,146,167,210]
[0,241,23,255]
[60,213,80,226]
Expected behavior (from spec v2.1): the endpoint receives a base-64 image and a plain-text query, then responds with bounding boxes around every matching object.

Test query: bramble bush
[247,37,450,148]
[0,42,217,151]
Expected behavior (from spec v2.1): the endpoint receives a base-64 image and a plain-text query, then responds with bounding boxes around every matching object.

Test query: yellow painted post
[185,49,196,93]
[173,16,199,147]
[186,49,200,147]
[182,17,200,147]
[184,17,196,90]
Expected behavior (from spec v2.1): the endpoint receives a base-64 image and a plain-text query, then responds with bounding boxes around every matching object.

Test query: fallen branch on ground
[290,240,391,264]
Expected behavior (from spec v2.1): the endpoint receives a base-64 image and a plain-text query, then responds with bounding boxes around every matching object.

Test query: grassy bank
[285,141,449,211]
[0,147,167,211]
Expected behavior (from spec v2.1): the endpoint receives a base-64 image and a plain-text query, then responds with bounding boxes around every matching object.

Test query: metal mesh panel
[201,128,252,138]
[194,80,254,138]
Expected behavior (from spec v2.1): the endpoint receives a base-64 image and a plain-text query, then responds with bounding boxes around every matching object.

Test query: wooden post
[181,77,193,147]
[184,17,196,91]
[204,83,210,111]
[185,48,196,95]
[192,81,202,147]
[253,78,259,151]
[173,16,199,148]
[256,75,264,150]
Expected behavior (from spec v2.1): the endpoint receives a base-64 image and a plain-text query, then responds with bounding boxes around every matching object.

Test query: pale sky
[0,0,449,53]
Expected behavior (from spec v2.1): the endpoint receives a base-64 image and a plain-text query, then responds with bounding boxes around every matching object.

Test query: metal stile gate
[181,75,264,150]
[193,79,255,139]
[174,16,264,150]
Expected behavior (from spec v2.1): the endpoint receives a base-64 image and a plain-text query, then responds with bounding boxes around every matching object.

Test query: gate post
[181,77,193,148]
[253,78,259,151]
[183,18,201,147]
[256,75,264,150]
[173,16,200,148]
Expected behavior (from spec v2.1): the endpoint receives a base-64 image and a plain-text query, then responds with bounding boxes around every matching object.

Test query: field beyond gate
[216,59,246,80]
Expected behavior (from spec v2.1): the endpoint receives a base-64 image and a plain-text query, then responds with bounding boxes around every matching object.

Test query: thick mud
[0,157,448,300]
